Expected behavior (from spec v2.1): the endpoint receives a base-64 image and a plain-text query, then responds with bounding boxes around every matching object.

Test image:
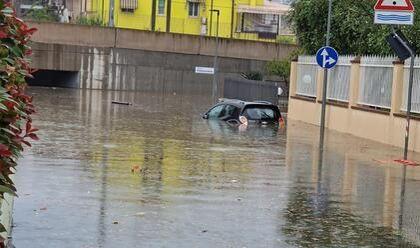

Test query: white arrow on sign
[321,49,336,67]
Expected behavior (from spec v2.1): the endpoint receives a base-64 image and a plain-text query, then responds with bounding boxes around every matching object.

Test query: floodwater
[12,87,420,247]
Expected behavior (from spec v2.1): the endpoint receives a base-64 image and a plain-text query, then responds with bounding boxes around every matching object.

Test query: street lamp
[210,9,220,102]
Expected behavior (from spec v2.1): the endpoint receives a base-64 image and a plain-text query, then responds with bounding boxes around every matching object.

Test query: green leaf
[0,128,15,136]
[0,86,7,94]
[0,185,17,196]
[2,58,14,65]
[1,7,14,15]
[0,104,7,112]
[10,46,23,58]
[0,223,6,233]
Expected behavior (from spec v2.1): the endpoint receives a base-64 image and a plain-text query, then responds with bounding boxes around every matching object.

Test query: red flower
[0,30,7,39]
[0,144,12,157]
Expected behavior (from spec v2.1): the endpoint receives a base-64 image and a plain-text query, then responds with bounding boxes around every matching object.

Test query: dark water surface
[12,87,420,247]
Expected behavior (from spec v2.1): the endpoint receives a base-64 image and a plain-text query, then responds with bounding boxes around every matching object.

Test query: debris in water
[394,159,420,166]
[131,165,141,173]
[201,230,208,233]
[113,221,119,224]
[373,158,420,166]
[372,159,389,164]
[134,212,146,217]
[40,207,47,211]
[112,101,132,106]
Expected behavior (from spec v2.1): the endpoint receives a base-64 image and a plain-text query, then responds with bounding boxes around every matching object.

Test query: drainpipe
[109,0,115,26]
[209,0,214,36]
[166,0,172,32]
[79,0,83,17]
[230,0,234,38]
[151,0,157,31]
[101,0,105,21]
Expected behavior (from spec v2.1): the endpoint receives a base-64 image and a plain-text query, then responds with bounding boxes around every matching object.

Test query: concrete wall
[30,42,267,94]
[27,21,296,61]
[288,60,420,153]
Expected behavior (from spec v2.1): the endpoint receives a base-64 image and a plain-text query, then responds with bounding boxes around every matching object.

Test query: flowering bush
[0,1,37,243]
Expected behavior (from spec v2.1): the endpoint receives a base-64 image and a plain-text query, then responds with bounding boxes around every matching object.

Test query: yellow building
[85,0,291,42]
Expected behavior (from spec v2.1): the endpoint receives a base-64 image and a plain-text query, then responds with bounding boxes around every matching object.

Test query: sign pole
[210,9,220,103]
[391,28,415,160]
[405,53,415,159]
[319,0,333,150]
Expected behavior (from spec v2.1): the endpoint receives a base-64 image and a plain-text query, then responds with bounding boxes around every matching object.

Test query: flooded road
[12,87,420,247]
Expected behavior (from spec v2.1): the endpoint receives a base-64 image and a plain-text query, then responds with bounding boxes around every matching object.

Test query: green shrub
[25,4,57,22]
[276,35,297,45]
[266,59,291,82]
[241,71,263,81]
[75,15,104,26]
[0,2,38,243]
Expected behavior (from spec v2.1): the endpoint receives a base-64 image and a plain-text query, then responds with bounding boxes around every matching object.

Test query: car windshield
[242,106,278,121]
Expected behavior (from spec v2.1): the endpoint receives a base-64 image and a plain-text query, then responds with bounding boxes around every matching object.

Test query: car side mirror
[202,113,209,119]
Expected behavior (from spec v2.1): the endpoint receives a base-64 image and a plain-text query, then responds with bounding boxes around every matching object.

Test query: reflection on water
[12,87,420,247]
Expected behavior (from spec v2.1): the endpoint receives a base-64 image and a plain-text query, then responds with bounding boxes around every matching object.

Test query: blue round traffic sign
[316,46,339,69]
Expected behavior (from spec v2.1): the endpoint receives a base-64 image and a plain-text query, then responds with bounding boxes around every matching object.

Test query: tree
[266,59,291,83]
[288,0,420,55]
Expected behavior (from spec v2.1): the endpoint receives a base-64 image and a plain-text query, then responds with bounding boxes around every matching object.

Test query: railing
[327,55,353,102]
[296,55,318,98]
[401,57,420,113]
[358,56,394,109]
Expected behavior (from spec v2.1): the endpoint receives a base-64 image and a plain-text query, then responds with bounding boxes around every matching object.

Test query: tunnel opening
[27,70,79,88]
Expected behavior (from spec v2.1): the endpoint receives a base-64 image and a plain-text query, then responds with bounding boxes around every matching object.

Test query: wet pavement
[11,87,420,247]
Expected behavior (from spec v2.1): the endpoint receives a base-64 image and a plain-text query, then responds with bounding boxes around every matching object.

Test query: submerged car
[202,99,283,125]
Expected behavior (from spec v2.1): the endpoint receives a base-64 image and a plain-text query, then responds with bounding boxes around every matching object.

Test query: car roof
[217,98,277,108]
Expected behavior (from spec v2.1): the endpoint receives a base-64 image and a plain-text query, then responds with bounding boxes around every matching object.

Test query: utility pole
[210,9,220,102]
[319,0,332,150]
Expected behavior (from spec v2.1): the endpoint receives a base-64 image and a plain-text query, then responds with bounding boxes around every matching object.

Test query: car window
[224,105,239,118]
[242,106,278,121]
[207,105,225,118]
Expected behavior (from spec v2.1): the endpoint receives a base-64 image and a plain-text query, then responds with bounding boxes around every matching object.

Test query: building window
[158,0,165,15]
[188,2,199,17]
[237,13,279,39]
[120,0,138,12]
